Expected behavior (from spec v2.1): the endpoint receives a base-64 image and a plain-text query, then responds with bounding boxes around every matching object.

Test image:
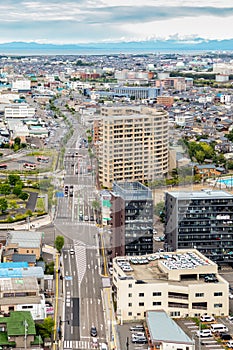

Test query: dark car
[220,333,232,341]
[90,326,97,337]
[90,215,94,221]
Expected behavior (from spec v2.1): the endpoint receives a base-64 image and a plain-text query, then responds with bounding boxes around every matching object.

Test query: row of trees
[182,139,226,165]
[0,174,29,213]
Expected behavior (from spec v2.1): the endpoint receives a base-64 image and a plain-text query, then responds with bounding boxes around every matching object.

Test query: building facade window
[195,293,204,297]
[214,303,222,308]
[214,292,223,296]
[153,292,162,296]
[139,302,144,307]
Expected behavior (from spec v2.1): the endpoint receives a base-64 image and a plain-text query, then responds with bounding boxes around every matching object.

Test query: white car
[227,340,233,348]
[200,315,215,322]
[196,329,212,337]
[70,249,75,255]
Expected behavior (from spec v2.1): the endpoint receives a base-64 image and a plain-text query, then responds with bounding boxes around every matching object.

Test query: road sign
[65,276,72,281]
[56,192,64,198]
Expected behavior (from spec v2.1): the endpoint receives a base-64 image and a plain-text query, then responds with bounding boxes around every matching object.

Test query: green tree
[227,160,233,170]
[13,185,23,196]
[19,192,29,201]
[195,150,205,163]
[8,174,21,186]
[0,183,11,196]
[55,235,64,253]
[36,316,54,340]
[154,201,165,217]
[0,198,8,213]
[199,142,214,159]
[45,261,55,274]
[14,137,21,146]
[92,199,100,213]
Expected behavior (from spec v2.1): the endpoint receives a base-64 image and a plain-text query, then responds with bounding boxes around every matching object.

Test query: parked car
[196,329,212,337]
[130,325,144,332]
[200,315,215,322]
[227,340,233,348]
[220,333,232,341]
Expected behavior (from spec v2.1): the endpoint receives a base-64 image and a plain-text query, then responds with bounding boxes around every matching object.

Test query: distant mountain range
[0,38,233,54]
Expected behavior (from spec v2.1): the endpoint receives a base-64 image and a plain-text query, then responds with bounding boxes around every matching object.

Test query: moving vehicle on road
[0,163,7,169]
[90,326,97,337]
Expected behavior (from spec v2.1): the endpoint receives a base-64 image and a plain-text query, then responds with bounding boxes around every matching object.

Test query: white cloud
[0,0,232,42]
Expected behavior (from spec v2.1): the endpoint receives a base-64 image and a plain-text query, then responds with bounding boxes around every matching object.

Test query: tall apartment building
[98,106,169,188]
[110,181,153,257]
[165,189,233,265]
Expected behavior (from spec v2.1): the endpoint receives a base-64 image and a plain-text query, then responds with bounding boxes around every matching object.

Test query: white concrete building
[4,104,36,120]
[11,79,31,92]
[113,249,229,322]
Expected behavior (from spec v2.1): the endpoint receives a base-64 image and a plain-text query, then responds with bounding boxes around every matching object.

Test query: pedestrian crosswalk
[63,340,97,349]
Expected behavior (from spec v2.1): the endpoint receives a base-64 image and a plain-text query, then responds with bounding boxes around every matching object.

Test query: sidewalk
[0,214,52,231]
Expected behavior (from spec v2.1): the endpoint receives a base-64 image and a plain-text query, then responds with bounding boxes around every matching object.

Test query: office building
[112,249,229,322]
[98,106,169,188]
[113,86,162,100]
[165,189,233,264]
[110,181,153,257]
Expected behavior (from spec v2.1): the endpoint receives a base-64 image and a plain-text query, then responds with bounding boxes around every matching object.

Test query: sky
[0,0,232,44]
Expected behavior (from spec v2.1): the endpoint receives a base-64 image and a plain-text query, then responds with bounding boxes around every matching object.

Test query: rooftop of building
[166,189,233,199]
[146,310,192,344]
[113,249,221,285]
[0,311,36,336]
[6,231,43,248]
[112,181,152,200]
[0,266,44,279]
[0,276,39,292]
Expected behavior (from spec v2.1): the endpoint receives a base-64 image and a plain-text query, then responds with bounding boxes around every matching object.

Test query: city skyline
[0,0,232,45]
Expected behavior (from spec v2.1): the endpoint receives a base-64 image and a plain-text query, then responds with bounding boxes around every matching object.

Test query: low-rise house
[4,231,43,262]
[146,310,194,350]
[0,276,46,320]
[194,164,226,178]
[0,311,41,349]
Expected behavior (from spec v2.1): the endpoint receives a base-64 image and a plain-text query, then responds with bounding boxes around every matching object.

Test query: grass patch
[36,197,45,212]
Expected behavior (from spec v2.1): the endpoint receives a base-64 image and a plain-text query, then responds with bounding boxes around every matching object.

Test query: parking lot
[117,323,148,350]
[175,316,233,350]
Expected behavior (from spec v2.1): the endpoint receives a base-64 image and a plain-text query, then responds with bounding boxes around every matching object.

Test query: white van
[210,323,228,334]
